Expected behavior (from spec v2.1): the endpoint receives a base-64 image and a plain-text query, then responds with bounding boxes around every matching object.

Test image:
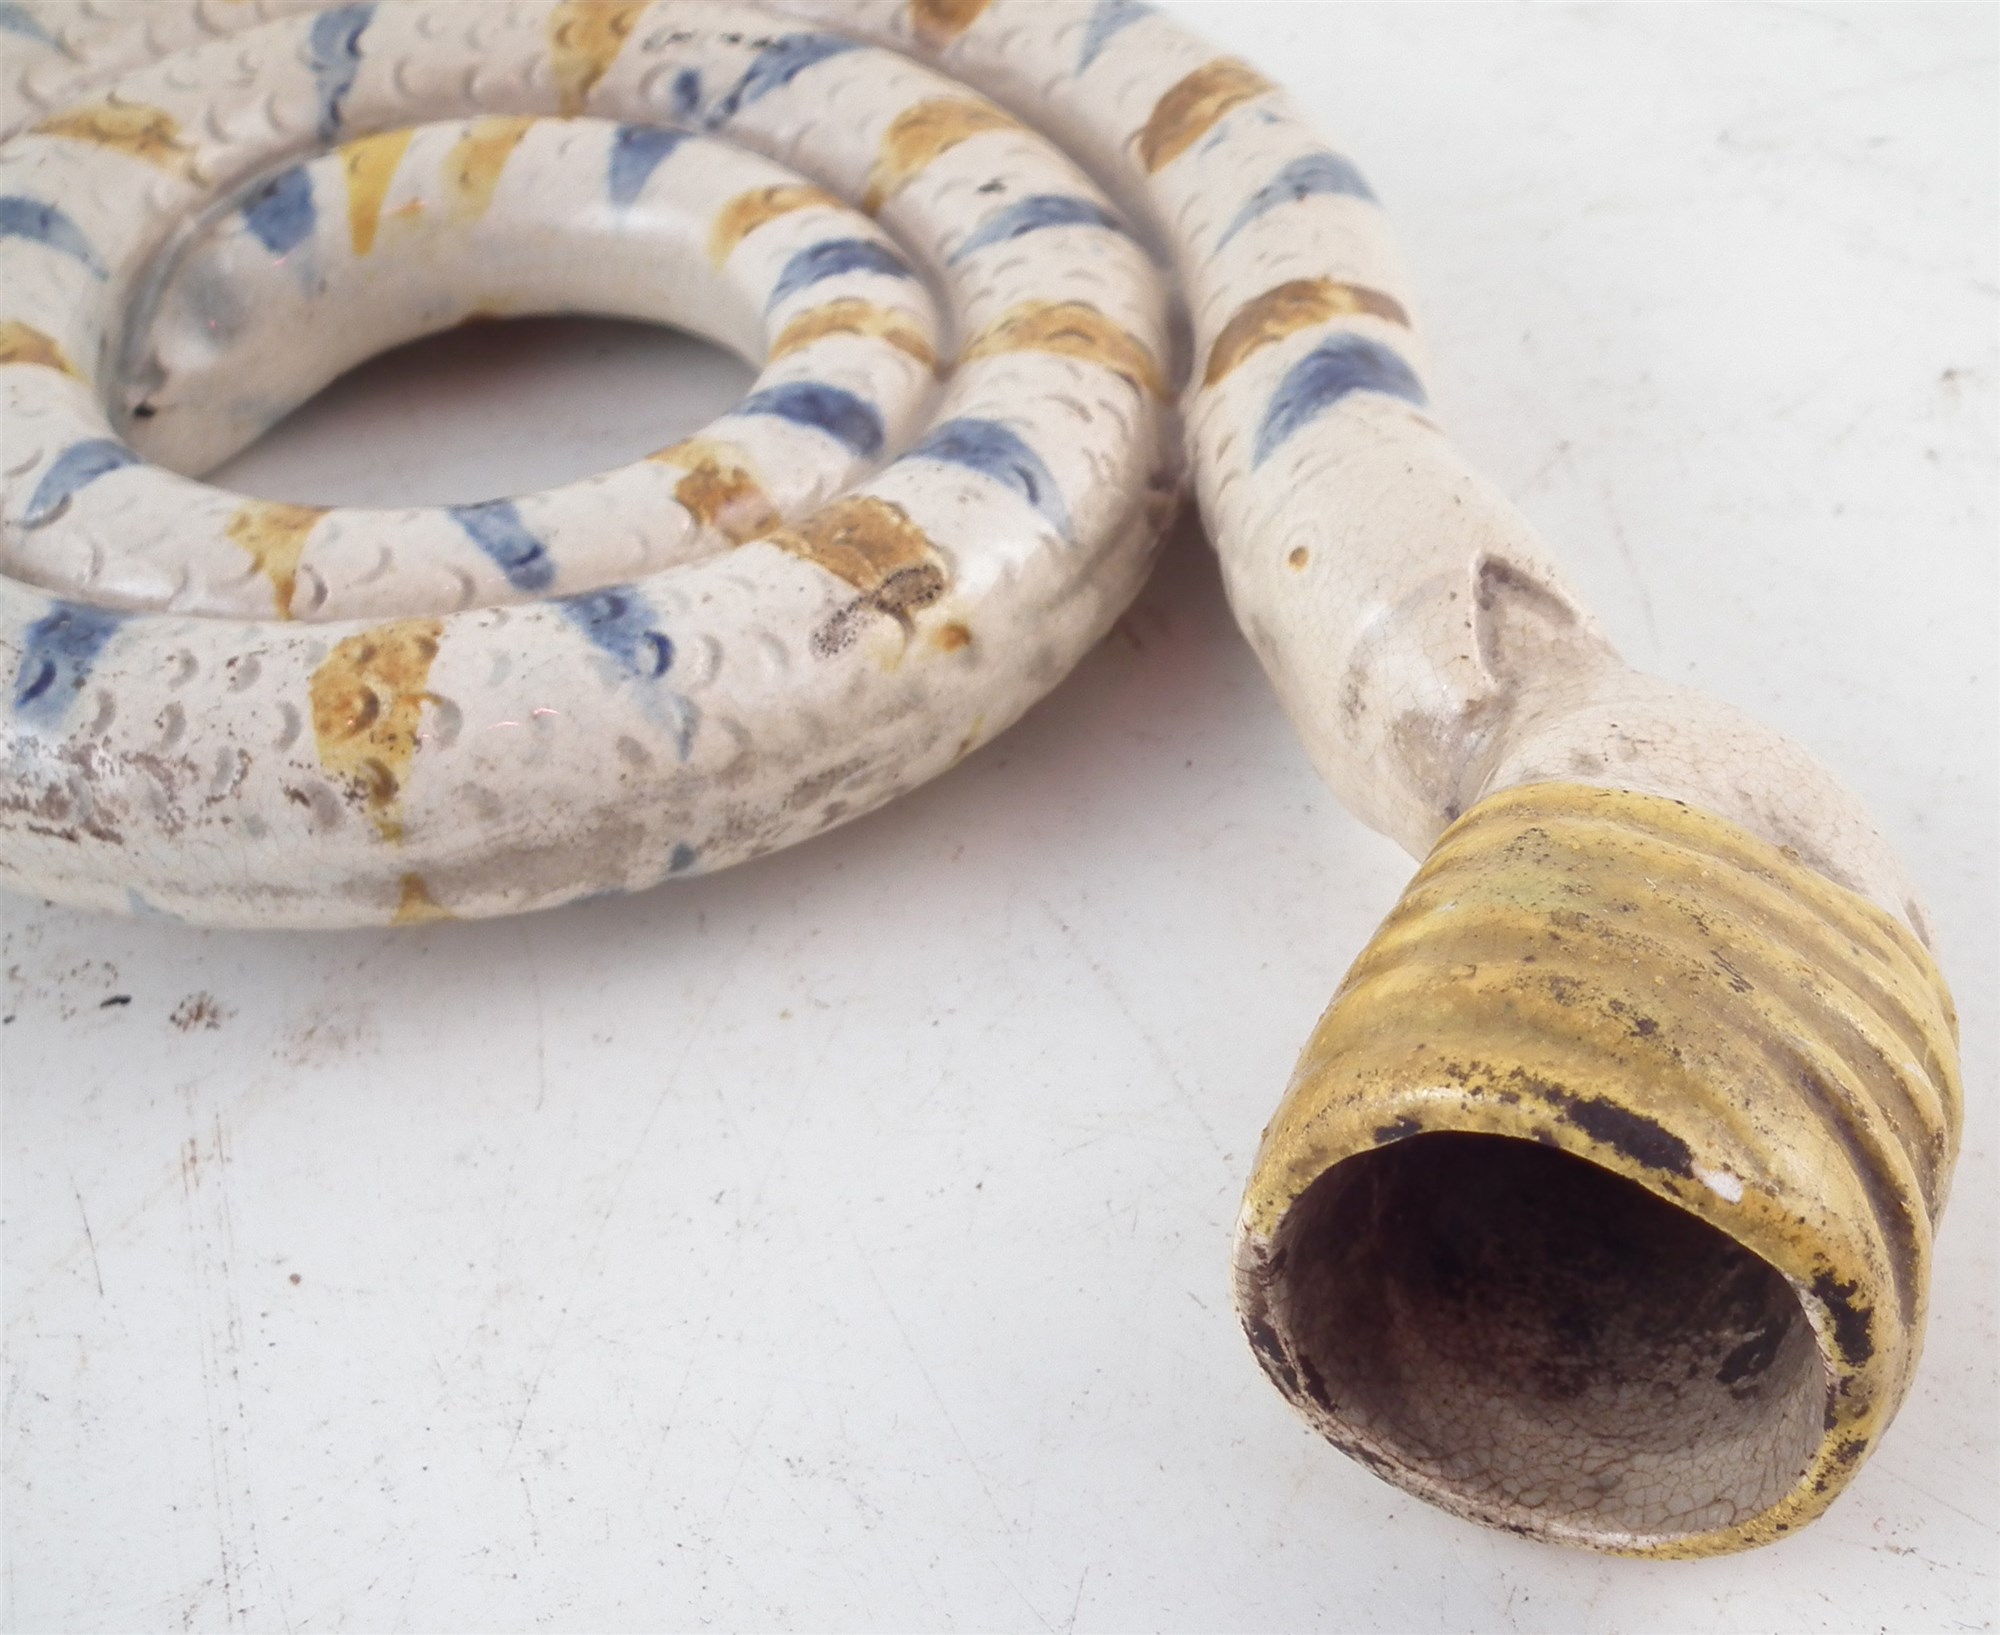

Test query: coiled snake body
[0,0,1964,1558]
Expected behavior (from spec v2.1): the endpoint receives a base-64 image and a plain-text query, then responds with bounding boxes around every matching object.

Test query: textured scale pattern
[0,0,1963,1560]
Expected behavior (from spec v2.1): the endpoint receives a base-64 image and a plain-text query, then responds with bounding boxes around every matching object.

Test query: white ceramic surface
[0,0,1934,933]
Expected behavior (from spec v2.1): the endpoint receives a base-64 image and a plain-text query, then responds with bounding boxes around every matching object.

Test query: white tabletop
[4,5,1993,1630]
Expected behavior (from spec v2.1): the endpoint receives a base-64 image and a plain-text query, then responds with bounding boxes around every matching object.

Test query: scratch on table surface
[499,945,741,1470]
[1816,47,2000,104]
[1036,898,1227,1162]
[1515,438,1572,497]
[1063,1562,1091,1635]
[68,1171,103,1298]
[178,1106,274,1632]
[1873,1459,1994,1533]
[692,1389,777,1587]
[527,938,548,1115]
[519,1469,541,1554]
[767,1455,885,1614]
[1597,481,1661,661]
[13,1086,286,1317]
[854,1237,1055,1634]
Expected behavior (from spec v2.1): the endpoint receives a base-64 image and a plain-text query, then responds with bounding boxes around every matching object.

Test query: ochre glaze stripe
[863,97,1017,213]
[341,128,413,255]
[772,495,939,600]
[770,299,936,371]
[548,0,649,116]
[35,102,197,176]
[962,301,1165,397]
[1135,59,1272,173]
[651,438,780,545]
[0,320,79,378]
[308,618,443,843]
[1204,278,1409,386]
[708,182,842,267]
[392,872,454,923]
[225,500,326,618]
[445,117,536,223]
[909,0,992,48]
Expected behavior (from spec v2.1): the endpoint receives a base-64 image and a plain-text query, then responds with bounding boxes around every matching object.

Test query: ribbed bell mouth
[1258,1132,1827,1544]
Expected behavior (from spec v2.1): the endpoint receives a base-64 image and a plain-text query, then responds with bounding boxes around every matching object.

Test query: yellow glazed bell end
[1233,782,1961,1557]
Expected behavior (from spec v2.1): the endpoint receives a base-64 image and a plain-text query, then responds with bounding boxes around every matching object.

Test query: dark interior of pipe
[1269,1133,1826,1539]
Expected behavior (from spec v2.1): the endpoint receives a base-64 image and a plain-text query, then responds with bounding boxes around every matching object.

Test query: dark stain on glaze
[1809,1270,1876,1366]
[813,565,948,657]
[1715,1320,1787,1387]
[1554,1091,1695,1178]
[1242,1312,1300,1399]
[1503,1070,1696,1178]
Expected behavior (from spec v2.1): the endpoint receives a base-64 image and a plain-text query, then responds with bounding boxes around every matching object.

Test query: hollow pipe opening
[1256,1132,1827,1546]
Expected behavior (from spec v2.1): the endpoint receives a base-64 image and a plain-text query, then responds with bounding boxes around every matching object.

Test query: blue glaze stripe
[304,3,375,142]
[949,195,1125,265]
[557,584,674,679]
[1215,152,1377,250]
[1077,0,1151,71]
[240,165,316,256]
[767,238,913,310]
[733,382,885,458]
[447,500,555,593]
[708,34,860,127]
[1254,337,1426,466]
[908,418,1071,540]
[556,585,699,758]
[0,196,107,278]
[667,67,703,122]
[607,125,687,208]
[22,441,140,528]
[13,602,124,728]
[0,3,55,47]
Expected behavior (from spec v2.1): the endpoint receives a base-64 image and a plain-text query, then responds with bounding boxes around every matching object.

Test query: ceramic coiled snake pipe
[0,0,1963,1557]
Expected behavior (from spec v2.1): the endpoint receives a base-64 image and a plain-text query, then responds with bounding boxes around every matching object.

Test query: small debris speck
[170,992,229,1032]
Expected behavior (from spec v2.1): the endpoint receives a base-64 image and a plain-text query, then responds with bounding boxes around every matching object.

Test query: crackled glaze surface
[0,0,1962,1556]
[1234,783,1962,1553]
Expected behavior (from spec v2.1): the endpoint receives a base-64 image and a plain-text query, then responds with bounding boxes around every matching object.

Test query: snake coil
[0,0,1962,1556]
